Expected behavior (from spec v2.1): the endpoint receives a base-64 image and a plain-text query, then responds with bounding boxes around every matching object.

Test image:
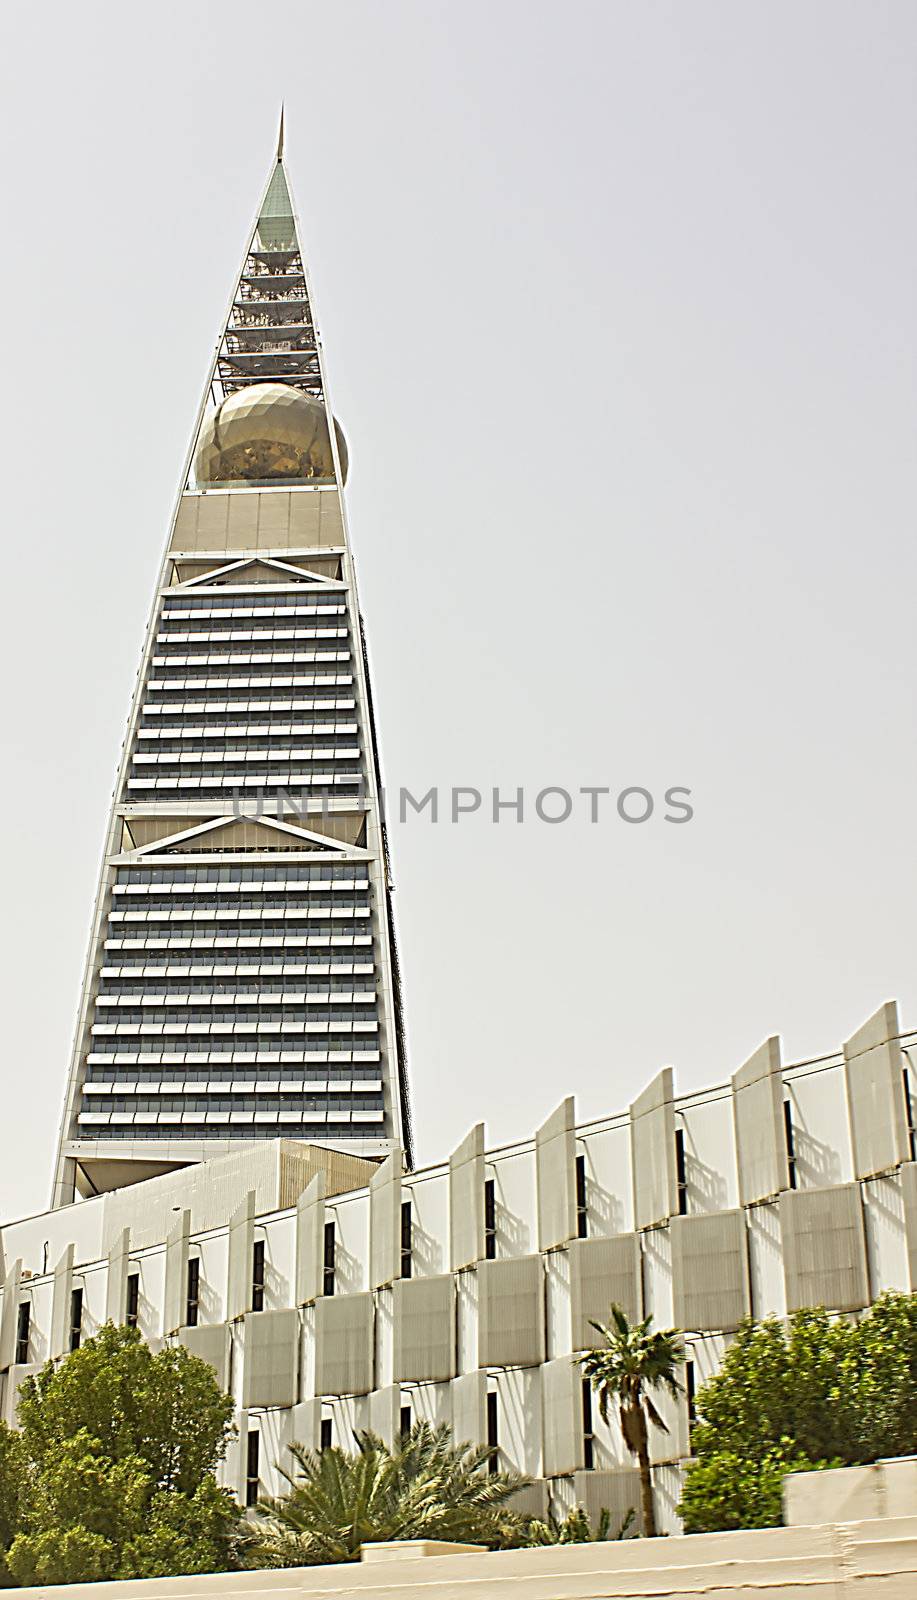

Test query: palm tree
[577,1305,684,1538]
[244,1421,531,1566]
[524,1505,636,1544]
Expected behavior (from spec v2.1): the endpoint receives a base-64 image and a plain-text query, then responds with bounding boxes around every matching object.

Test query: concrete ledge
[785,1458,917,1526]
[9,1516,917,1600]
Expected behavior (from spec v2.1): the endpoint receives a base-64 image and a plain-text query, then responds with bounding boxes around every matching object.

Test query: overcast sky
[0,2,915,1220]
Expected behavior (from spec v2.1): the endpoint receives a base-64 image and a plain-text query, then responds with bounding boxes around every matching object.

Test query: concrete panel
[288,491,324,546]
[569,1235,642,1351]
[903,1162,917,1289]
[0,1259,22,1371]
[542,1355,584,1477]
[784,1462,883,1526]
[295,1173,325,1305]
[370,1153,401,1290]
[732,1037,789,1204]
[843,1001,910,1179]
[451,1369,486,1448]
[289,1397,321,1455]
[671,1210,750,1332]
[449,1124,485,1271]
[49,1244,75,1361]
[862,1174,910,1294]
[105,1228,129,1324]
[630,1069,677,1229]
[393,1274,455,1383]
[163,1209,190,1336]
[227,1191,255,1321]
[478,1255,545,1369]
[242,1308,299,1410]
[572,1466,643,1536]
[314,1292,374,1396]
[536,1097,577,1251]
[177,1323,231,1391]
[780,1184,869,1312]
[368,1383,400,1448]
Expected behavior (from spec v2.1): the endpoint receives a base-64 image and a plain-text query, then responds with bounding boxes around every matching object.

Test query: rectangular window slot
[486,1389,499,1475]
[675,1126,688,1214]
[581,1376,594,1470]
[245,1430,260,1507]
[323,1219,336,1296]
[783,1100,797,1189]
[575,1152,588,1239]
[400,1199,412,1279]
[320,1416,333,1451]
[685,1357,696,1426]
[69,1287,83,1353]
[186,1257,200,1327]
[400,1403,412,1438]
[904,1068,917,1161]
[251,1239,265,1312]
[126,1272,140,1328]
[483,1177,496,1259]
[15,1302,30,1366]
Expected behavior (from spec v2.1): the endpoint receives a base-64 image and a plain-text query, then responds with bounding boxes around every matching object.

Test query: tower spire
[277,103,285,162]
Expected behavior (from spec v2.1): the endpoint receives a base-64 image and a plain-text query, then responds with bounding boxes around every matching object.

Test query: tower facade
[52,138,412,1206]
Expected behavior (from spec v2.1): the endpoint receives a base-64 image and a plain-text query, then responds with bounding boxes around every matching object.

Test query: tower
[52,128,413,1206]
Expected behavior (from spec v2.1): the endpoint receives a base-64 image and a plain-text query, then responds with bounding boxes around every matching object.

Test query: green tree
[576,1306,684,1538]
[245,1421,530,1566]
[4,1324,239,1585]
[679,1292,917,1533]
[0,1422,26,1586]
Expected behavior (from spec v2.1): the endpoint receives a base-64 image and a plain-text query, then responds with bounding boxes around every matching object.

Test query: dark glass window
[69,1288,83,1352]
[320,1416,333,1451]
[186,1257,200,1327]
[322,1220,335,1296]
[675,1127,688,1214]
[251,1240,265,1312]
[783,1101,797,1189]
[484,1178,496,1259]
[486,1390,499,1475]
[15,1302,30,1365]
[126,1272,140,1327]
[399,1404,412,1439]
[581,1376,594,1470]
[575,1152,588,1239]
[245,1431,260,1507]
[400,1200,412,1279]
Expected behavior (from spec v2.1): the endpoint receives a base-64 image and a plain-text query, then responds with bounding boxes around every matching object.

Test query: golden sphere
[193,382,348,485]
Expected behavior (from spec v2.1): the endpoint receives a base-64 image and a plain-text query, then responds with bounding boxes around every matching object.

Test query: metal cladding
[51,144,412,1207]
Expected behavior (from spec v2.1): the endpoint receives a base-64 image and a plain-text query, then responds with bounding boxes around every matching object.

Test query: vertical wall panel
[630,1069,677,1229]
[227,1191,255,1321]
[573,1467,643,1533]
[843,1001,910,1179]
[163,1209,190,1336]
[49,1244,75,1361]
[536,1097,576,1250]
[241,1308,299,1409]
[732,1037,789,1204]
[902,1162,917,1290]
[0,1260,22,1370]
[568,1234,642,1351]
[295,1173,325,1305]
[451,1369,486,1448]
[542,1355,584,1477]
[671,1210,749,1331]
[105,1228,129,1324]
[370,1152,401,1290]
[368,1383,400,1448]
[178,1323,231,1390]
[314,1292,374,1395]
[780,1184,869,1312]
[392,1274,455,1383]
[478,1256,545,1368]
[449,1124,485,1270]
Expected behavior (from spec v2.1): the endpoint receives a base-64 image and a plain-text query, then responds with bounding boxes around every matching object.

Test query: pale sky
[1,1,915,1220]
